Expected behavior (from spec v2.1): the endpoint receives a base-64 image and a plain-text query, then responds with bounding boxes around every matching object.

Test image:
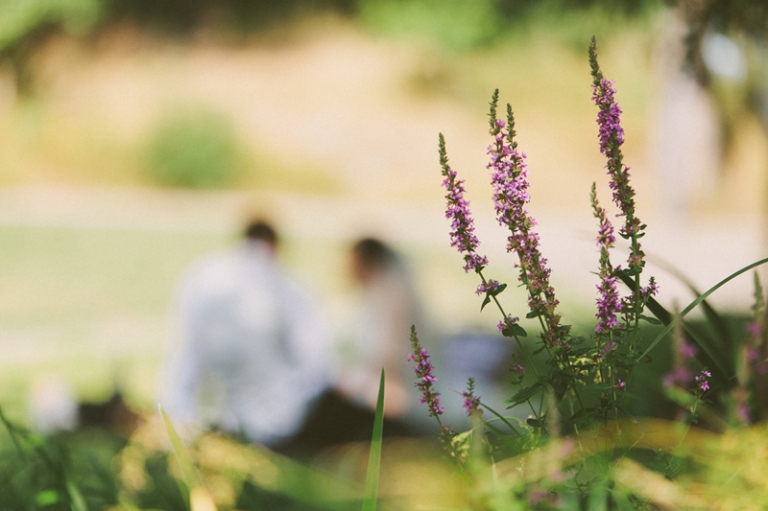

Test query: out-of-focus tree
[0,0,665,97]
[671,0,768,149]
[357,0,663,51]
[0,0,103,95]
[674,0,768,82]
[667,0,768,255]
[0,0,358,96]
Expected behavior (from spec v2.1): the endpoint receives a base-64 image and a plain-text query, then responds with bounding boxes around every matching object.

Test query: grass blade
[160,405,217,511]
[649,256,732,348]
[637,257,768,381]
[362,368,385,511]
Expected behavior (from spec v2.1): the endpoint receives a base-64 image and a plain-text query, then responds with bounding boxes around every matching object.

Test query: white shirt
[336,261,423,416]
[160,241,332,446]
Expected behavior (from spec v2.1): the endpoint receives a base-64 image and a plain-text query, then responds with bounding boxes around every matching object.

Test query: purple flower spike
[409,326,444,418]
[439,134,489,274]
[593,78,625,158]
[461,378,482,418]
[487,97,564,349]
[591,184,623,335]
[589,38,645,273]
[595,276,622,335]
[591,76,634,224]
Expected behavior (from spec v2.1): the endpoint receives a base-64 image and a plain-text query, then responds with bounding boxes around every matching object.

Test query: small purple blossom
[680,341,697,360]
[680,369,712,397]
[509,353,525,384]
[737,400,751,425]
[461,378,482,418]
[695,370,711,393]
[664,366,693,389]
[749,321,761,339]
[476,279,500,296]
[498,314,520,334]
[641,277,659,299]
[598,341,617,359]
[439,134,489,273]
[409,327,444,417]
[614,379,626,392]
[664,339,700,390]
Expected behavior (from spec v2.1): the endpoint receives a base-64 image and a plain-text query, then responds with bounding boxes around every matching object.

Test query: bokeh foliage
[0,0,664,95]
[144,107,241,189]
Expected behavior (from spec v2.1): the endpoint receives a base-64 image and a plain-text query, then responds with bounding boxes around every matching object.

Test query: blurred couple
[160,219,426,456]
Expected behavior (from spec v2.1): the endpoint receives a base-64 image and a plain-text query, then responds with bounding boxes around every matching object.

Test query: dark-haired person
[335,237,425,428]
[160,219,333,448]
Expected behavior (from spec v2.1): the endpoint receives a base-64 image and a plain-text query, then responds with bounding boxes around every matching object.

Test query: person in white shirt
[160,220,333,448]
[335,237,424,426]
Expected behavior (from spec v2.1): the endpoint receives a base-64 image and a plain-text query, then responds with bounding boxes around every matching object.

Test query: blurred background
[0,0,767,426]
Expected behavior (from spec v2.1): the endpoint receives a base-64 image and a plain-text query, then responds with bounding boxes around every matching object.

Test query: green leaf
[505,383,543,405]
[35,490,60,507]
[66,481,88,511]
[653,260,733,361]
[362,369,385,511]
[160,405,203,510]
[501,323,527,338]
[638,314,661,325]
[637,257,768,380]
[490,283,507,296]
[619,266,641,277]
[477,402,522,436]
[481,283,507,311]
[568,346,593,357]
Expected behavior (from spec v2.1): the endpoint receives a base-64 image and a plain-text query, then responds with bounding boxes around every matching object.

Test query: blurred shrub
[144,108,241,189]
[358,0,500,50]
[356,0,663,50]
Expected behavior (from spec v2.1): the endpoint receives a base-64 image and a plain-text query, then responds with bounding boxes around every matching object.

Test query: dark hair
[244,220,278,246]
[352,237,396,271]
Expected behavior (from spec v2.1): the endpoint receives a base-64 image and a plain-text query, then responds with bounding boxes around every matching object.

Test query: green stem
[481,271,542,380]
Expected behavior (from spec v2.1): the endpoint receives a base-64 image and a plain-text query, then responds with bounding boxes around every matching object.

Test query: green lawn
[0,224,232,421]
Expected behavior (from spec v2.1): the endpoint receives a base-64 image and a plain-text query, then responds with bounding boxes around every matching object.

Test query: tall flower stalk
[591,183,622,339]
[408,34,768,506]
[484,93,586,419]
[589,37,656,355]
[487,92,567,352]
[439,133,489,276]
[408,326,459,458]
[591,183,624,418]
[439,129,543,420]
